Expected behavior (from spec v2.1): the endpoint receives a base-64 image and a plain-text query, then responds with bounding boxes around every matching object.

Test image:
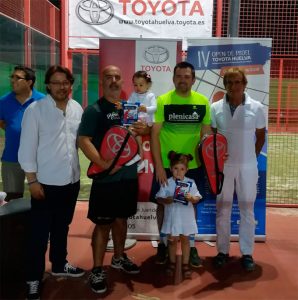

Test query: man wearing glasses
[18,65,84,300]
[0,66,44,201]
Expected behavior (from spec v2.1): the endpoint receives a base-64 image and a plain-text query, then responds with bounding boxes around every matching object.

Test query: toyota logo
[76,0,114,25]
[107,133,131,158]
[205,140,226,160]
[143,45,170,64]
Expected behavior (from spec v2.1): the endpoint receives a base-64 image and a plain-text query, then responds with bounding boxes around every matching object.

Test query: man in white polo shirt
[211,67,266,272]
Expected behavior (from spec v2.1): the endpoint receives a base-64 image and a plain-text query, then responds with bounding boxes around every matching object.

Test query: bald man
[78,66,140,294]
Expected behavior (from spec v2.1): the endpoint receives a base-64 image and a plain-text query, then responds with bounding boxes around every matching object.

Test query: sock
[160,232,167,246]
[189,234,195,248]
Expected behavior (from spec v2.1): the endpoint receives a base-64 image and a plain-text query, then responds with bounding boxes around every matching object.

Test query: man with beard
[150,61,212,268]
[78,65,140,294]
[18,65,84,300]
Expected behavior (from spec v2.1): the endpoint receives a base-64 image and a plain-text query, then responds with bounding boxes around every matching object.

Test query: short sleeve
[78,105,99,137]
[154,95,165,123]
[256,103,266,129]
[202,97,211,125]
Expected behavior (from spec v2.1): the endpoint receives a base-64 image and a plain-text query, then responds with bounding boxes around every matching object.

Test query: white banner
[69,0,214,49]
[135,40,177,97]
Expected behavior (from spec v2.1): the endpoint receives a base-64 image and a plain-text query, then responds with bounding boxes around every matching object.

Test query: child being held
[155,151,202,279]
[127,70,156,126]
[119,71,156,171]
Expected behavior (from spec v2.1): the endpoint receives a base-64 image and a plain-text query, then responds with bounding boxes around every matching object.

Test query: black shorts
[149,167,207,203]
[88,178,138,225]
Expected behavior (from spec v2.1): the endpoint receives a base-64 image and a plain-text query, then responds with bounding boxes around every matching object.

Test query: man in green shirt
[151,61,212,267]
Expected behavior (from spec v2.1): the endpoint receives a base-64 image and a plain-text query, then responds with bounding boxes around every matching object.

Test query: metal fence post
[228,0,240,37]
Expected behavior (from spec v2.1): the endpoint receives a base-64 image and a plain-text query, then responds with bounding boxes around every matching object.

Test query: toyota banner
[69,0,214,49]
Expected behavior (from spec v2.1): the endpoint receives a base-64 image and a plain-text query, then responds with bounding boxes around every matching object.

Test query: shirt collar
[225,93,246,106]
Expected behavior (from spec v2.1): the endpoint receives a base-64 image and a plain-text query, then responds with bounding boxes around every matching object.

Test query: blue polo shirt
[0,89,45,162]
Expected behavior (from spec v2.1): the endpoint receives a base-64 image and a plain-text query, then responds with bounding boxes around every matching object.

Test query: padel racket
[87,125,139,179]
[198,133,227,195]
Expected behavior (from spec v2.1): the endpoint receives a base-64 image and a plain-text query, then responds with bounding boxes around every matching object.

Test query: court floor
[35,203,298,299]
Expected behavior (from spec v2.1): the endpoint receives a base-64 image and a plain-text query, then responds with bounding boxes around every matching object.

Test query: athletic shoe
[155,243,168,265]
[26,280,40,300]
[111,253,140,274]
[213,252,229,268]
[241,255,255,271]
[52,262,85,277]
[89,267,107,294]
[189,247,202,268]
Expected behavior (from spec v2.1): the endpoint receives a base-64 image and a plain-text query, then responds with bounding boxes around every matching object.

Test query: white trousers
[216,163,258,255]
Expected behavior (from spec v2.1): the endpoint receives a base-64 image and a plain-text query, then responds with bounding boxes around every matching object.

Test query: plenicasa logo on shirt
[164,104,206,123]
[168,111,200,121]
[107,112,121,120]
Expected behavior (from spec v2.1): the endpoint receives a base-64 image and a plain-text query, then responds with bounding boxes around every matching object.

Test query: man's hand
[29,182,45,200]
[114,101,122,110]
[155,165,168,186]
[131,120,151,136]
[102,159,121,175]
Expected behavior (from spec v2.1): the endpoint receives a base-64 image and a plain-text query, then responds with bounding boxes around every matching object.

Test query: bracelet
[27,180,38,186]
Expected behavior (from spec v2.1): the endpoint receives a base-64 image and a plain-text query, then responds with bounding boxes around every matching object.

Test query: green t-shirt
[154,90,211,169]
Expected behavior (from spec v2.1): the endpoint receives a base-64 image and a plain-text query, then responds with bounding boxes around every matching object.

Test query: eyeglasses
[10,75,27,81]
[49,81,71,87]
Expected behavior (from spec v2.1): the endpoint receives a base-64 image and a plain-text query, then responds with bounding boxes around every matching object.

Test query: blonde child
[155,151,201,279]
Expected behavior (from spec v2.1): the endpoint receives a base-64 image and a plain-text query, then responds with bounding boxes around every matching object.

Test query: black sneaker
[111,253,140,274]
[26,280,40,300]
[52,262,85,277]
[213,252,229,268]
[89,267,107,294]
[241,255,255,272]
[189,247,202,268]
[155,243,168,265]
